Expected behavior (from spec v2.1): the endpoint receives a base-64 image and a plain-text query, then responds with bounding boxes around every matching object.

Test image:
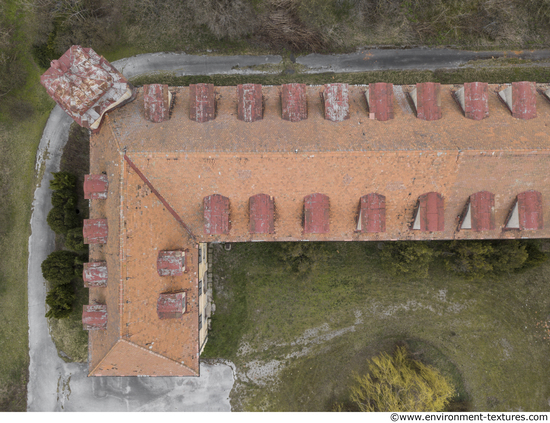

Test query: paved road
[296,48,550,72]
[115,52,283,78]
[27,47,550,412]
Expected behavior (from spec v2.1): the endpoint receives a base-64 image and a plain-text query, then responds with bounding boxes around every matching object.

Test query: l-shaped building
[41,45,550,377]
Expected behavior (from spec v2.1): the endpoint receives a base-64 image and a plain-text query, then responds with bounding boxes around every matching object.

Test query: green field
[203,242,550,411]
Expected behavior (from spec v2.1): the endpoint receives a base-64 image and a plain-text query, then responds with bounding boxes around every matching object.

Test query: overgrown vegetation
[17,0,550,72]
[335,345,455,411]
[379,239,546,280]
[203,241,550,411]
[46,125,90,363]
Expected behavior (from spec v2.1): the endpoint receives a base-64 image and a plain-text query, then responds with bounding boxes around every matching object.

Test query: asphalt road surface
[27,48,550,412]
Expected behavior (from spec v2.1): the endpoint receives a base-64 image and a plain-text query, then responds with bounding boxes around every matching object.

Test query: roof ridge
[88,339,121,377]
[119,339,199,376]
[123,154,196,241]
[88,339,199,377]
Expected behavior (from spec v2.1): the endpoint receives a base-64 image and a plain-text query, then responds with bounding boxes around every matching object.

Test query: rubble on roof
[204,194,230,235]
[365,83,394,121]
[83,219,108,244]
[83,304,107,330]
[505,190,543,230]
[83,262,108,288]
[84,174,108,200]
[238,84,263,122]
[249,193,275,234]
[410,82,442,121]
[281,83,307,122]
[454,82,489,120]
[498,82,537,120]
[459,191,495,231]
[40,45,135,131]
[157,250,185,276]
[144,84,172,123]
[157,291,187,319]
[412,192,444,231]
[303,193,330,234]
[357,193,386,233]
[189,83,215,123]
[322,83,350,122]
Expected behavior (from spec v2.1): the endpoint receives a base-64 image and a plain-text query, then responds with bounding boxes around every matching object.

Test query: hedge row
[43,172,87,319]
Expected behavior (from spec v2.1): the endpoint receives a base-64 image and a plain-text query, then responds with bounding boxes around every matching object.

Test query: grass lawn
[202,241,550,412]
[0,73,54,410]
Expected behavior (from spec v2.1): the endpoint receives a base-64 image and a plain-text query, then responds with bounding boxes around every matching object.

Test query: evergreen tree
[41,251,78,285]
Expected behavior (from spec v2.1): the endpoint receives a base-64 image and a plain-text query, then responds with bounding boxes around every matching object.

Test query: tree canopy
[339,346,455,412]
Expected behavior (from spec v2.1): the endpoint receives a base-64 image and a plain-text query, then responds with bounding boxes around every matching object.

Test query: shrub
[45,284,75,319]
[50,172,76,191]
[337,346,455,412]
[379,241,435,279]
[65,228,87,253]
[47,205,68,235]
[51,189,76,208]
[271,242,328,273]
[41,251,78,285]
[63,196,80,230]
[188,0,257,40]
[445,240,529,280]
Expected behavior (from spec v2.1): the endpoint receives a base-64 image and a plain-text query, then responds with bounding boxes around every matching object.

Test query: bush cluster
[41,251,80,319]
[379,239,547,280]
[43,172,87,319]
[335,345,455,412]
[47,172,81,236]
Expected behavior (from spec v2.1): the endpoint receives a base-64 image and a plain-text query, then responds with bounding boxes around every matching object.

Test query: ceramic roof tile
[249,193,275,234]
[366,83,394,121]
[322,83,350,122]
[303,193,330,234]
[237,84,263,122]
[189,83,215,123]
[358,193,386,233]
[281,83,307,122]
[143,84,171,123]
[84,174,109,199]
[40,45,135,130]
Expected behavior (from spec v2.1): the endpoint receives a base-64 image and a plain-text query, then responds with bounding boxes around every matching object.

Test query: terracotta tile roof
[366,83,394,121]
[357,193,386,233]
[83,305,107,330]
[89,339,197,377]
[189,83,215,123]
[125,149,550,242]
[303,193,330,234]
[83,261,108,288]
[237,84,262,122]
[83,219,108,244]
[40,45,135,130]
[281,83,307,122]
[108,85,550,154]
[249,193,275,234]
[204,194,230,235]
[84,174,108,199]
[412,82,442,121]
[87,83,550,378]
[143,84,171,123]
[498,82,537,120]
[322,83,350,122]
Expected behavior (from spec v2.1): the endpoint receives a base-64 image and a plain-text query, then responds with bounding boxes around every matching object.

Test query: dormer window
[157,250,185,276]
[410,83,442,121]
[505,191,543,230]
[411,192,444,232]
[458,191,495,231]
